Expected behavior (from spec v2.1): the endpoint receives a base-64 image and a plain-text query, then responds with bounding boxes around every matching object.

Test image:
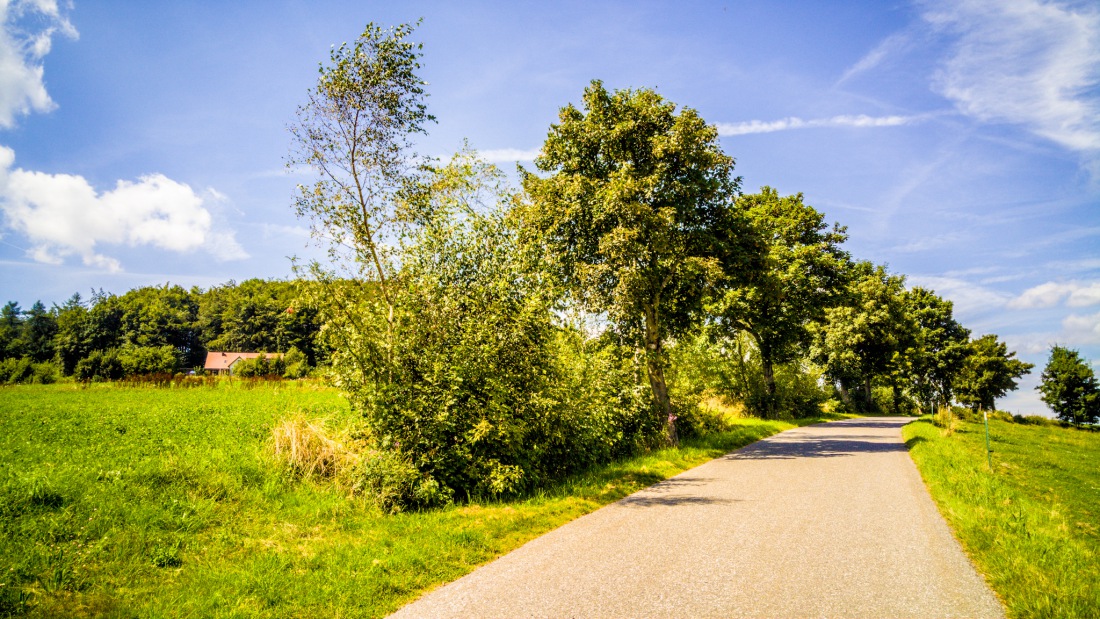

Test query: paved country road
[389,417,1004,618]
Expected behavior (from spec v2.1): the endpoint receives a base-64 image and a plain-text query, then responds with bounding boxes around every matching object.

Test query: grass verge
[903,417,1100,619]
[0,383,831,618]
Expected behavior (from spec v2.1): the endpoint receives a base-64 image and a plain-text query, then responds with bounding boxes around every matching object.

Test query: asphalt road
[389,417,1004,618]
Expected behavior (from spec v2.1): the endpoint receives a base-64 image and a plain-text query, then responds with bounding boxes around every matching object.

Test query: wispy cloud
[0,0,77,128]
[837,32,914,85]
[1063,310,1100,344]
[907,274,1011,316]
[922,0,1100,152]
[1008,280,1100,309]
[716,114,922,136]
[478,148,540,163]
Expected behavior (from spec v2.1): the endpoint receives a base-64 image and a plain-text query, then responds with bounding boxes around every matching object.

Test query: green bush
[118,345,180,376]
[0,358,59,384]
[234,353,286,378]
[669,331,827,419]
[320,156,662,506]
[74,349,124,381]
[282,347,310,379]
[350,449,452,513]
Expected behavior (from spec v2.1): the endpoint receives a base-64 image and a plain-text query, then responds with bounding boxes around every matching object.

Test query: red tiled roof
[203,351,283,371]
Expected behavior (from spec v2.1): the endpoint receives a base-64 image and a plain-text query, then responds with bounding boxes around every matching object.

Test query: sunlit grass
[0,383,824,618]
[904,417,1100,619]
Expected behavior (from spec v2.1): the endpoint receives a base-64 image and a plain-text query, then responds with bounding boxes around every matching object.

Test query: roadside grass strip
[904,417,1100,619]
[0,383,827,618]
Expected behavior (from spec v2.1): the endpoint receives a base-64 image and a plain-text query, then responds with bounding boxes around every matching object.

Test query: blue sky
[1,0,1098,413]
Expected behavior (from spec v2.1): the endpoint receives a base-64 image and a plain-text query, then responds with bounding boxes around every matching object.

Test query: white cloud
[478,148,540,163]
[0,0,77,128]
[1008,280,1100,308]
[1063,310,1100,344]
[0,146,247,271]
[907,275,1011,316]
[716,114,920,136]
[923,0,1100,151]
[837,32,914,84]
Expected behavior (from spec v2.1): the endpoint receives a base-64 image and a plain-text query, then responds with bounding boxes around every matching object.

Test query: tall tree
[904,287,971,412]
[955,334,1033,412]
[521,80,747,441]
[288,20,433,382]
[21,301,57,363]
[811,263,915,412]
[0,302,22,360]
[714,187,848,417]
[1037,346,1099,427]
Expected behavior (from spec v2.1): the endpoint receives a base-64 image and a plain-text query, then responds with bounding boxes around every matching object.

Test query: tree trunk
[761,352,777,419]
[891,382,901,416]
[644,304,676,445]
[863,376,874,412]
[837,380,853,409]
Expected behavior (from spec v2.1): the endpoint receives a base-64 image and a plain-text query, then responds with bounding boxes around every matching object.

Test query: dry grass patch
[271,416,358,479]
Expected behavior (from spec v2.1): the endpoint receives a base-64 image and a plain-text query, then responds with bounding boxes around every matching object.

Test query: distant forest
[0,279,323,381]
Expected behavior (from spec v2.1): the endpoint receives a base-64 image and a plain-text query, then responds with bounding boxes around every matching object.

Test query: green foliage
[0,358,58,384]
[74,348,124,381]
[811,263,915,413]
[903,287,970,412]
[712,187,848,416]
[1037,346,1099,427]
[520,79,747,438]
[905,417,1100,617]
[322,154,657,500]
[199,279,323,366]
[233,352,286,378]
[668,331,828,419]
[282,346,310,379]
[956,334,1034,412]
[350,449,453,513]
[73,345,181,380]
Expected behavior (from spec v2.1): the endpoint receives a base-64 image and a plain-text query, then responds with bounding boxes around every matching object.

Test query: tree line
[0,279,324,383]
[276,22,1096,509]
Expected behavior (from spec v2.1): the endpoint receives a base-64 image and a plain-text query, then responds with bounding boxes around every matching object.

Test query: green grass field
[0,383,819,618]
[904,416,1100,619]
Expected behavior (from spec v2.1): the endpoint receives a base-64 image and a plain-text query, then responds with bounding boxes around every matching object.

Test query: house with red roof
[203,351,283,375]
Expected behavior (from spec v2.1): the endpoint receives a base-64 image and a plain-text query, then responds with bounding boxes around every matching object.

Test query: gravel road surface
[389,417,1004,618]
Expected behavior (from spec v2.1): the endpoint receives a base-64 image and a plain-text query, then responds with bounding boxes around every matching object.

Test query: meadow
[0,382,817,618]
[904,416,1100,619]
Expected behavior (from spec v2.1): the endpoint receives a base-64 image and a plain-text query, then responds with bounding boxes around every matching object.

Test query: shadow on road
[830,419,912,429]
[726,436,907,460]
[617,476,738,508]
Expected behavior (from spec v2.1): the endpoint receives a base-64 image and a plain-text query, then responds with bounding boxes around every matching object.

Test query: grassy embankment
[0,382,832,618]
[904,417,1100,618]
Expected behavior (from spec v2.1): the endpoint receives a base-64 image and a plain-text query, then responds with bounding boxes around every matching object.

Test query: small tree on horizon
[955,334,1033,412]
[1037,345,1099,427]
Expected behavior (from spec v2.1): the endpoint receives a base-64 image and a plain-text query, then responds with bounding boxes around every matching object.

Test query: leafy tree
[1037,346,1099,427]
[288,20,433,372]
[0,301,23,360]
[21,301,57,363]
[117,345,181,376]
[955,334,1033,412]
[198,280,321,363]
[811,263,915,412]
[521,80,746,441]
[53,293,90,374]
[904,287,971,413]
[282,346,310,379]
[115,285,201,367]
[713,187,848,417]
